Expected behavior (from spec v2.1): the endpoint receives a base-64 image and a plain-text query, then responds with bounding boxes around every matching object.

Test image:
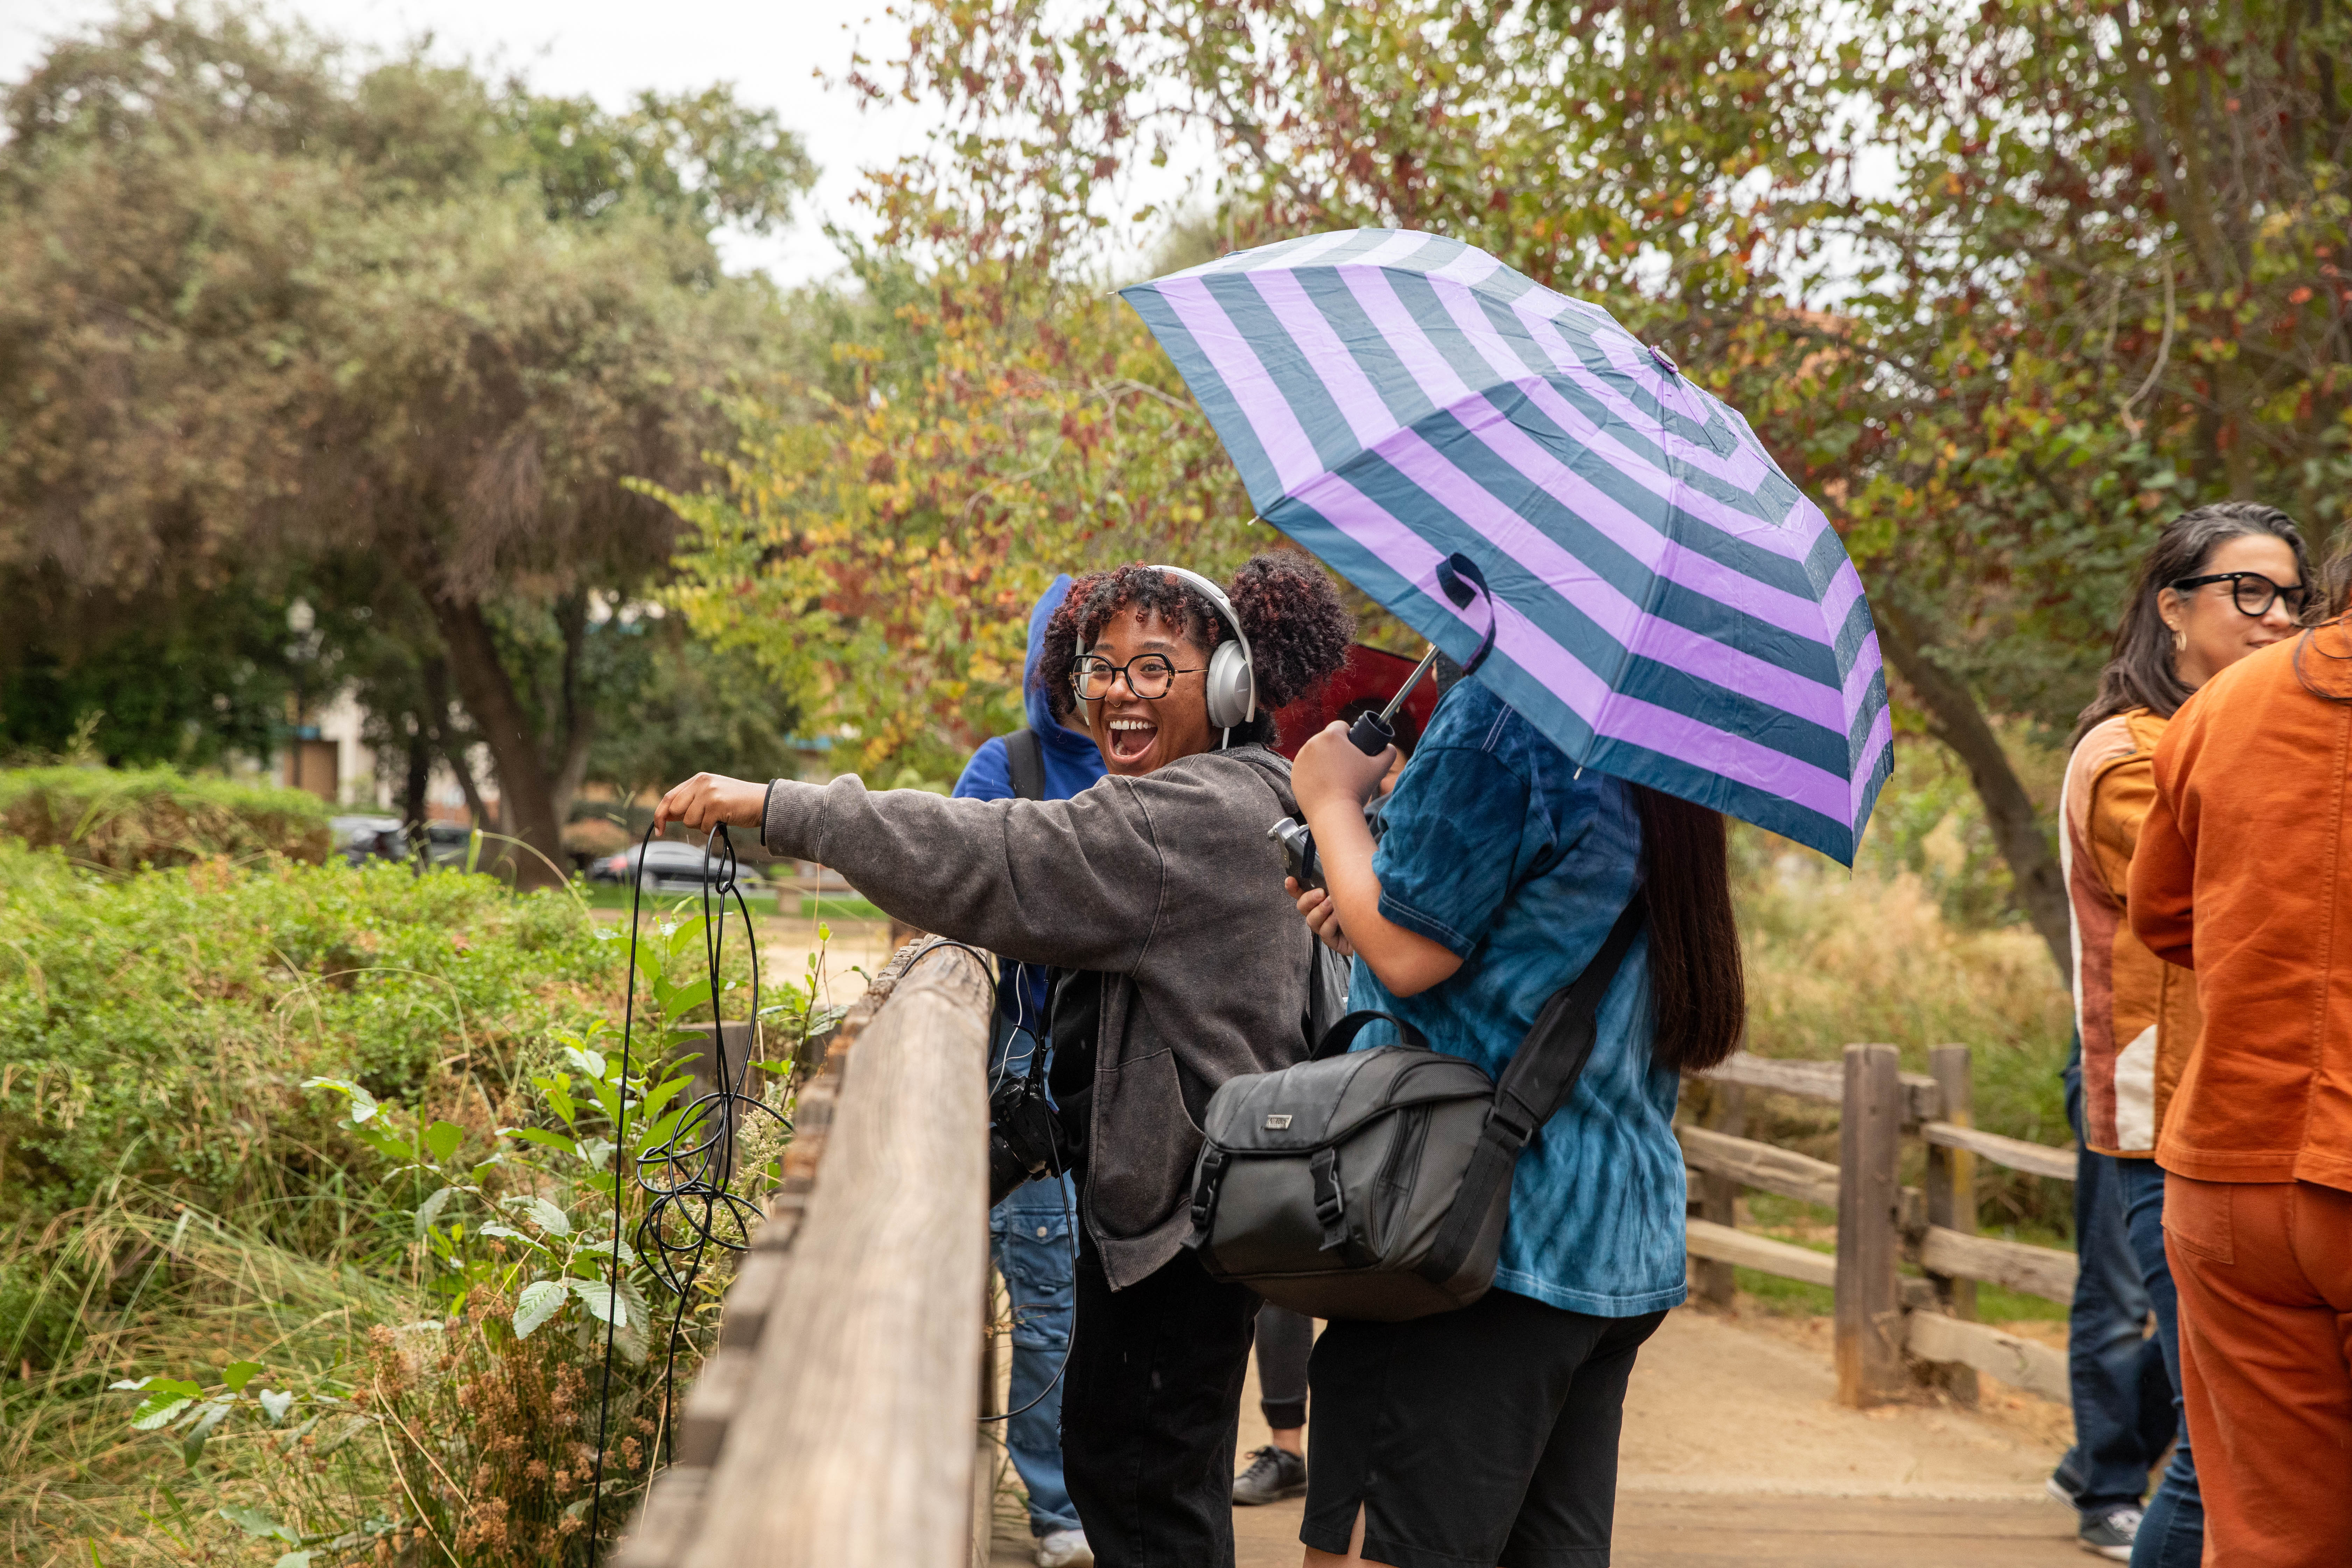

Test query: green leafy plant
[106,902,794,1565]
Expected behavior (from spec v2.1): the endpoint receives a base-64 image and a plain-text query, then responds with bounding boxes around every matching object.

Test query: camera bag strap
[1414,892,1647,1295]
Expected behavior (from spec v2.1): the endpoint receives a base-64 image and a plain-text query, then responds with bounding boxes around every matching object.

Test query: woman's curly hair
[1035,552,1353,744]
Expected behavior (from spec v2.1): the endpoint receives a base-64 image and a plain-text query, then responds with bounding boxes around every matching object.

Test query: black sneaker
[2078,1505,2142,1561]
[1232,1444,1307,1506]
[2045,1450,2087,1508]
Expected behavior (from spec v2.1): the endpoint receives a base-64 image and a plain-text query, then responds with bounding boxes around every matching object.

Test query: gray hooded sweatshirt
[763,745,1314,1289]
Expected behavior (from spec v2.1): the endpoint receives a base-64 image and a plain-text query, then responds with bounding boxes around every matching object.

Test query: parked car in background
[418,821,475,870]
[329,815,410,867]
[590,839,771,895]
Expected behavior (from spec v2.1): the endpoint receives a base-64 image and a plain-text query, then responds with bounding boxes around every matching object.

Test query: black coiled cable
[587,821,787,1553]
[581,837,1077,1551]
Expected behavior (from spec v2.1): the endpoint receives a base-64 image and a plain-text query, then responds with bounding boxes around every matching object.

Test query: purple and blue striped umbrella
[1118,228,1892,863]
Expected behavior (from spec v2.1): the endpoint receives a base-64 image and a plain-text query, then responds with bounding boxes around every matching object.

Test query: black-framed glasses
[1072,654,1202,702]
[2170,571,2312,620]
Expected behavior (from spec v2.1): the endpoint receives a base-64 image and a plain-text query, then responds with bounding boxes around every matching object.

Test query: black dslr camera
[987,1050,1064,1207]
[1269,682,1426,894]
[1269,815,1324,892]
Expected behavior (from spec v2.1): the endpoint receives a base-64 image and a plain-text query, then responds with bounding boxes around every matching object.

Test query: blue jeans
[993,1172,1082,1535]
[2115,1156,2203,1568]
[2059,1053,2176,1513]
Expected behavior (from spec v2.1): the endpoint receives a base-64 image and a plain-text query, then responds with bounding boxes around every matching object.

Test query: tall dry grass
[1736,838,2073,1144]
[1,1195,411,1567]
[1722,728,2079,1236]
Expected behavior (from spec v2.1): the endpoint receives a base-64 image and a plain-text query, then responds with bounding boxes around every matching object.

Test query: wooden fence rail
[617,939,997,1568]
[1685,1042,2081,1407]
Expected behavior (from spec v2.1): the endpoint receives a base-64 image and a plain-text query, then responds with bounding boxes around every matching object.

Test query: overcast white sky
[0,0,968,284]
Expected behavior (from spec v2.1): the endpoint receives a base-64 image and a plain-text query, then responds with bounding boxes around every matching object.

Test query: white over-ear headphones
[1073,564,1258,737]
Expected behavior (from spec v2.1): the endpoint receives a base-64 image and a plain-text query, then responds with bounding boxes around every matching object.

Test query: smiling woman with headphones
[658,552,1352,1568]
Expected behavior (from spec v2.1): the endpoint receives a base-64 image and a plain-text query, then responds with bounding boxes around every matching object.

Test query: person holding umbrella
[1116,229,1896,1566]
[1287,680,1743,1567]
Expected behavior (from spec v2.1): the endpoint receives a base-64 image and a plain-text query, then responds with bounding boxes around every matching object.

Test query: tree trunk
[1873,603,2073,985]
[427,594,567,889]
[551,592,597,812]
[401,716,431,833]
[425,658,494,830]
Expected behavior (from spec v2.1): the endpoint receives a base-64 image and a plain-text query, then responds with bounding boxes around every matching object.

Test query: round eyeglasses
[1072,654,1202,702]
[2170,571,2312,620]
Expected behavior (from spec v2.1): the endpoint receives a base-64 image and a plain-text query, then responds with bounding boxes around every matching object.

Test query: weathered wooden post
[1696,1083,1745,1307]
[1923,1044,1980,1403]
[1834,1043,1905,1407]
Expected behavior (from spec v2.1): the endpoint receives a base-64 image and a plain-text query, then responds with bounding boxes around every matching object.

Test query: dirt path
[987,1304,2083,1567]
[762,915,900,1009]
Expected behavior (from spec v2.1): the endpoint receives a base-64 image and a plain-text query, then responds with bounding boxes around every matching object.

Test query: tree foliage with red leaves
[676,0,2349,967]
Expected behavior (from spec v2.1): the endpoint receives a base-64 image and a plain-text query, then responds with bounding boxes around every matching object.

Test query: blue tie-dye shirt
[1346,679,1687,1317]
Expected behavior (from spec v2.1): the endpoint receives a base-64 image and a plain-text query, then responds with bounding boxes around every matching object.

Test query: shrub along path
[987,1305,2081,1566]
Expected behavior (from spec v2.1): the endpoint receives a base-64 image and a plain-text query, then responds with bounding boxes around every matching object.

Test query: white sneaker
[2077,1505,2142,1561]
[1037,1527,1094,1568]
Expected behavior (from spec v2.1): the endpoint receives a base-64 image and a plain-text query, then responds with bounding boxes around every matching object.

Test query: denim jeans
[989,1004,1082,1538]
[2059,1052,2176,1513]
[992,1173,1083,1536]
[2115,1156,2203,1568]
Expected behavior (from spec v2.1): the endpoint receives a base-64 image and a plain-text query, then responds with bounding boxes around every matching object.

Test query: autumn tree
[653,233,1263,783]
[814,0,2350,975]
[0,4,814,880]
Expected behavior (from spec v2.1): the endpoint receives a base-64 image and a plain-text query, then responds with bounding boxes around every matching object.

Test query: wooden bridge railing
[617,938,996,1568]
[623,968,2079,1567]
[1682,1043,2080,1408]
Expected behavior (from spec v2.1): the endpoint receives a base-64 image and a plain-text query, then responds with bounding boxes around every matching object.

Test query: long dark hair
[1632,784,1744,1074]
[2070,501,2311,748]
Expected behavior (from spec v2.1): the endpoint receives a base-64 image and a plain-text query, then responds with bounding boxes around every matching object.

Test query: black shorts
[1301,1288,1666,1568]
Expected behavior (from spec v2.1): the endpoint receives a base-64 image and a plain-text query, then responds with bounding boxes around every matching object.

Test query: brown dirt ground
[983,1300,2086,1567]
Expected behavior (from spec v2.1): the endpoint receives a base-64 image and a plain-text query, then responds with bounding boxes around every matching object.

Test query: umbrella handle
[1348,642,1445,755]
[1347,710,1396,756]
[1437,553,1497,677]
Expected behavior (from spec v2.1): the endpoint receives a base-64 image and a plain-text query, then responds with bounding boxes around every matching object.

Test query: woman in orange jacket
[2061,501,2311,1565]
[2129,549,2352,1568]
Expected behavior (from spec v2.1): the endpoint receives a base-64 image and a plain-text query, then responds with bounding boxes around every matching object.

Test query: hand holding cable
[653,772,768,835]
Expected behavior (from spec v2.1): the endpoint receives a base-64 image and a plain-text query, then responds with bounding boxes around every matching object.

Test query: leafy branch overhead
[653,270,1266,779]
[793,0,2350,966]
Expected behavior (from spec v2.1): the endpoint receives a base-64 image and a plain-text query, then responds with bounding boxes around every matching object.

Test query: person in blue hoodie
[953,574,1105,1568]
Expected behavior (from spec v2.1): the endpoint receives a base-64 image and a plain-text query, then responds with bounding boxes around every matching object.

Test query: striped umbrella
[1118,228,1892,863]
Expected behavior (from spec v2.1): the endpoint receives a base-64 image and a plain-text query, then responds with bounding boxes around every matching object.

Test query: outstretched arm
[656,771,1161,973]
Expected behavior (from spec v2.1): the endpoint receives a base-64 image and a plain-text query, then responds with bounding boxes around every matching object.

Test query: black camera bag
[1181,897,1644,1322]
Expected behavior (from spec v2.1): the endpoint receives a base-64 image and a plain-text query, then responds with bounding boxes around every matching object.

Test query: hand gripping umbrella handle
[1346,554,1493,756]
[1348,643,1442,755]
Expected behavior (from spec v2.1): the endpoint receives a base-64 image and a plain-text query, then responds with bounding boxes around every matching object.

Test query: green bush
[0,844,621,1240]
[0,765,334,870]
[0,852,824,1566]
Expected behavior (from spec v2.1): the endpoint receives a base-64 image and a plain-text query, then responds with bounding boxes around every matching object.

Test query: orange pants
[2164,1174,2352,1568]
